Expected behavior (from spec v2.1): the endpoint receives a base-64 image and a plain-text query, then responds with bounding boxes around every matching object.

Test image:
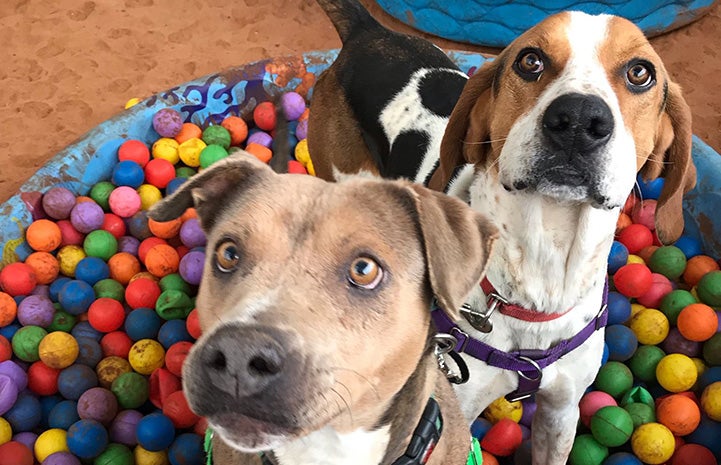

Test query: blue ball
[67,419,109,459]
[697,366,721,392]
[75,257,111,286]
[4,392,42,432]
[136,413,176,451]
[126,211,152,241]
[0,323,20,340]
[112,160,145,189]
[686,415,721,457]
[601,342,610,365]
[636,174,665,200]
[75,336,104,367]
[673,235,703,259]
[124,308,163,342]
[605,324,638,362]
[48,400,80,430]
[165,177,187,196]
[14,241,34,261]
[169,433,204,465]
[49,277,72,302]
[59,280,96,316]
[58,364,99,400]
[470,417,493,440]
[607,241,629,274]
[158,319,193,349]
[603,452,642,465]
[71,321,103,342]
[606,291,632,326]
[39,394,62,429]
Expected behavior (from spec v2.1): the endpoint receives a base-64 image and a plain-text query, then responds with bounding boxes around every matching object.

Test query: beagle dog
[309,2,696,465]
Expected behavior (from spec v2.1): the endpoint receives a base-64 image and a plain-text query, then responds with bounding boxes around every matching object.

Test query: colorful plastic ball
[604,325,638,362]
[660,289,697,325]
[117,236,140,256]
[124,278,161,310]
[42,188,77,221]
[102,216,127,242]
[606,292,631,326]
[147,218,182,240]
[154,290,193,320]
[629,308,669,346]
[153,109,183,138]
[178,250,204,286]
[106,253,141,286]
[71,321,103,342]
[0,293,18,327]
[86,298,125,333]
[613,263,653,298]
[26,220,62,253]
[0,361,28,391]
[200,125,230,151]
[12,325,48,362]
[111,372,149,409]
[670,444,717,465]
[57,245,88,277]
[636,273,673,309]
[280,91,306,121]
[108,187,142,219]
[70,201,105,234]
[83,230,118,262]
[0,440,34,465]
[168,434,203,465]
[74,257,110,286]
[628,345,665,383]
[478,418,522,457]
[135,413,175,452]
[699,381,721,421]
[702,333,721,366]
[34,428,68,463]
[580,391,619,427]
[144,159,176,189]
[631,422,674,465]
[624,402,656,428]
[110,410,142,447]
[594,362,633,399]
[118,140,150,167]
[91,443,133,465]
[569,434,608,465]
[122,307,161,342]
[159,274,191,294]
[96,356,132,389]
[38,395,62,428]
[5,393,42,432]
[57,364,98,400]
[0,263,37,297]
[77,387,118,425]
[66,419,108,459]
[677,303,718,342]
[162,390,199,429]
[99,332,131,359]
[185,309,200,339]
[245,142,272,163]
[42,451,82,465]
[48,400,79,430]
[157,320,193,350]
[134,445,169,465]
[0,374,19,416]
[0,417,11,445]
[471,417,493,440]
[630,200,657,231]
[174,123,202,144]
[144,245,180,278]
[111,161,145,189]
[17,295,55,328]
[148,368,181,409]
[662,327,701,357]
[58,280,95,316]
[135,185,162,212]
[152,138,180,165]
[164,342,192,378]
[697,270,721,307]
[590,406,634,447]
[617,224,653,255]
[0,337,11,363]
[127,339,165,376]
[656,393,700,436]
[253,102,276,132]
[636,174,664,200]
[164,178,185,196]
[38,332,79,370]
[199,144,228,169]
[220,116,248,146]
[683,256,720,288]
[177,138,206,168]
[126,211,152,241]
[656,353,697,392]
[648,246,686,279]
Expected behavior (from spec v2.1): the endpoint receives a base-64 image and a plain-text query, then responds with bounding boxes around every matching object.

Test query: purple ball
[662,327,701,357]
[17,295,55,327]
[42,187,77,220]
[13,431,38,451]
[0,374,19,415]
[117,236,140,256]
[281,92,306,121]
[295,118,308,141]
[179,218,206,249]
[179,250,205,286]
[70,202,104,234]
[31,285,51,298]
[110,409,143,446]
[43,452,82,465]
[153,108,183,138]
[247,130,273,148]
[77,387,118,425]
[0,361,28,391]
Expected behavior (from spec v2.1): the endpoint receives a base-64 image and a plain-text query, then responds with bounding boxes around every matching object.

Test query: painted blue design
[376,0,716,47]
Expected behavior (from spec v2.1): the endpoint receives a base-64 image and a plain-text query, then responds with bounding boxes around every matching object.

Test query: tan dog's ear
[406,184,498,318]
[429,60,501,191]
[640,81,696,244]
[148,151,273,231]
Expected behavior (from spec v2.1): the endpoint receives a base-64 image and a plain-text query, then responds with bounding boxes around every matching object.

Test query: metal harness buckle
[433,333,465,384]
[506,356,543,402]
[460,292,508,333]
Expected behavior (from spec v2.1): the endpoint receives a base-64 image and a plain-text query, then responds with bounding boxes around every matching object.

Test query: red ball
[176,245,190,261]
[27,361,60,396]
[0,441,34,465]
[253,101,277,131]
[138,237,168,263]
[88,297,126,333]
[57,219,85,246]
[623,195,640,216]
[125,278,162,309]
[193,416,209,436]
[144,158,176,189]
[149,367,182,409]
[480,419,523,457]
[636,273,674,308]
[617,223,654,254]
[118,140,151,167]
[0,335,11,362]
[671,444,717,465]
[102,213,127,239]
[165,341,193,377]
[0,263,37,296]
[288,160,307,174]
[163,390,200,428]
[613,263,653,298]
[101,331,133,358]
[186,309,201,339]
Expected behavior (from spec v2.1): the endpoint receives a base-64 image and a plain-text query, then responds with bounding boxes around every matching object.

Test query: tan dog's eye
[348,257,383,289]
[513,49,545,81]
[625,60,656,91]
[215,240,241,272]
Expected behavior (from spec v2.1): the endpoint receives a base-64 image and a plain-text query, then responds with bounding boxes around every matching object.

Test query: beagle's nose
[542,93,614,155]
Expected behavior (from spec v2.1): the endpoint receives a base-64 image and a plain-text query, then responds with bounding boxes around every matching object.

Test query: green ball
[89,181,115,212]
[620,386,655,408]
[47,310,77,333]
[83,230,118,261]
[569,434,609,465]
[111,372,149,409]
[590,406,634,447]
[155,289,194,320]
[628,345,666,383]
[648,246,687,280]
[159,273,192,294]
[660,290,697,325]
[624,402,656,428]
[703,333,721,366]
[11,325,48,362]
[175,166,197,178]
[697,270,721,307]
[594,361,634,399]
[94,443,133,465]
[199,144,229,169]
[228,146,243,155]
[94,278,126,302]
[202,125,231,149]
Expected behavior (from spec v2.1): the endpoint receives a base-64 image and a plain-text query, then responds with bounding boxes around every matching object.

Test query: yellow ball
[629,308,669,345]
[690,286,699,301]
[294,139,311,164]
[656,353,697,392]
[125,97,141,109]
[631,423,675,464]
[152,138,180,164]
[135,445,170,465]
[483,396,523,423]
[39,331,79,369]
[96,355,133,388]
[137,184,163,210]
[700,381,721,421]
[629,303,646,320]
[692,357,707,378]
[627,254,645,264]
[0,417,11,445]
[57,245,87,277]
[178,138,207,167]
[35,428,69,462]
[306,159,316,176]
[129,339,166,375]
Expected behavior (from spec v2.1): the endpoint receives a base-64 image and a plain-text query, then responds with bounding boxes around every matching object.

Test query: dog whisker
[330,386,354,427]
[330,367,381,401]
[462,137,508,146]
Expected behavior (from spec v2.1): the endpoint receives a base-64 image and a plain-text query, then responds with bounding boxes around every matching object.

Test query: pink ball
[109,186,142,218]
[579,391,617,427]
[631,199,657,231]
[636,273,674,308]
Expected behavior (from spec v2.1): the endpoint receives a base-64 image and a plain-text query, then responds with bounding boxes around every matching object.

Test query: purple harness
[432,280,609,402]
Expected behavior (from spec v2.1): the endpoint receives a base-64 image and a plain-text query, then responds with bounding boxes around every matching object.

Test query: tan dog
[148,152,497,465]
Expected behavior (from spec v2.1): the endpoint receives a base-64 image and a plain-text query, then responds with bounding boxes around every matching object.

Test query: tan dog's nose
[542,93,614,157]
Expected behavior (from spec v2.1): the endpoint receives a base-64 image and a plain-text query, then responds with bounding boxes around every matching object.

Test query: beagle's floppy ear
[148,151,273,231]
[640,81,696,244]
[429,59,501,191]
[406,184,498,319]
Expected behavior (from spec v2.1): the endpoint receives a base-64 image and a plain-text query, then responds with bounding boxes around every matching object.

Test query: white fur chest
[273,426,391,465]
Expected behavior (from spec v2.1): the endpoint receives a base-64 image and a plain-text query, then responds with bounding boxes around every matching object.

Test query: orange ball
[677,303,719,342]
[221,116,249,146]
[298,107,310,122]
[25,219,62,252]
[144,244,180,278]
[108,252,142,285]
[148,217,182,239]
[638,246,659,264]
[656,394,701,436]
[138,237,168,263]
[0,292,18,327]
[24,252,60,285]
[75,196,95,204]
[683,255,720,287]
[616,212,632,235]
[180,208,197,223]
[174,123,203,144]
[245,142,272,164]
[482,450,499,465]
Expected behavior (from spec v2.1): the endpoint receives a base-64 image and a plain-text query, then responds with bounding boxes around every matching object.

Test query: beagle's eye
[215,240,241,272]
[626,61,655,91]
[514,49,545,81]
[348,257,383,289]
